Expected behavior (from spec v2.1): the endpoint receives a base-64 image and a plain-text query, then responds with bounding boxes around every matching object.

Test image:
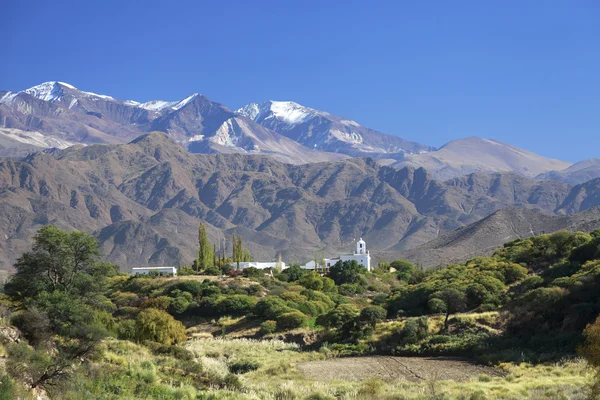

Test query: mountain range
[1,81,600,271]
[1,81,593,182]
[1,132,600,271]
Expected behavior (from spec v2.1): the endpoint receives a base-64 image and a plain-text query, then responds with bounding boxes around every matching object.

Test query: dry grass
[182,338,590,400]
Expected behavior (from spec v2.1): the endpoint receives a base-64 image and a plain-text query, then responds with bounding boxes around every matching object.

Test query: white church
[301,238,372,272]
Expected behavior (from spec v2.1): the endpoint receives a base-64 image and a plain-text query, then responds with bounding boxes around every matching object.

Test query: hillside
[0,132,578,270]
[393,206,600,266]
[537,158,600,185]
[394,137,571,180]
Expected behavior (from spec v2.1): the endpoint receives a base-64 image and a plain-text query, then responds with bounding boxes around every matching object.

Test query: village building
[132,266,177,276]
[301,238,371,272]
[237,261,287,270]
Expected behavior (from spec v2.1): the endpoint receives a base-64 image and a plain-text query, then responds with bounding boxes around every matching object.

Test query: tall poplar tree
[197,222,213,271]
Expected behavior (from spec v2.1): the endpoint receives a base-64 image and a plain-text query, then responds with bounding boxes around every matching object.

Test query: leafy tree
[299,272,324,290]
[328,260,367,285]
[427,298,447,314]
[242,267,263,278]
[316,304,360,329]
[390,260,414,282]
[5,226,106,300]
[197,222,213,271]
[358,306,387,329]
[278,265,308,282]
[434,288,466,329]
[398,316,429,345]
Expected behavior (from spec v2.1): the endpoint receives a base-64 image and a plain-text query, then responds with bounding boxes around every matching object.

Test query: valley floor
[179,338,590,400]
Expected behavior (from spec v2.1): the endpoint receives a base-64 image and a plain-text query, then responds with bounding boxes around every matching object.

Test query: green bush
[260,320,277,335]
[134,308,187,345]
[216,295,257,316]
[229,360,260,374]
[242,267,263,278]
[276,311,308,331]
[254,296,292,320]
[427,298,447,314]
[168,280,204,297]
[338,283,364,296]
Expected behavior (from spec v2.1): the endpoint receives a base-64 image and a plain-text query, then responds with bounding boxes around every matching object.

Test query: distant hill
[391,206,600,267]
[393,137,571,180]
[537,158,600,185]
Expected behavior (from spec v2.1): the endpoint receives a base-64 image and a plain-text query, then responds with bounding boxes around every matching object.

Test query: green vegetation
[1,226,599,398]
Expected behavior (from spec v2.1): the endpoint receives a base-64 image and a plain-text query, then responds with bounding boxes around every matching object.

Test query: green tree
[328,260,367,285]
[316,304,360,329]
[391,260,415,282]
[197,222,213,271]
[434,288,466,329]
[5,226,105,299]
[358,306,387,329]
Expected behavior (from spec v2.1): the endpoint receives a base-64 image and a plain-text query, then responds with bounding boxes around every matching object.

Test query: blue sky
[2,0,598,162]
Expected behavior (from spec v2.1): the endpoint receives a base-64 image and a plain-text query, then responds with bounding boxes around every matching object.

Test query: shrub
[338,283,363,296]
[229,360,260,374]
[316,304,359,329]
[276,311,308,331]
[391,260,414,282]
[216,295,257,316]
[359,306,387,328]
[134,308,187,345]
[140,296,172,311]
[299,272,324,290]
[146,342,194,361]
[254,297,291,320]
[242,267,263,278]
[260,320,277,335]
[169,281,204,297]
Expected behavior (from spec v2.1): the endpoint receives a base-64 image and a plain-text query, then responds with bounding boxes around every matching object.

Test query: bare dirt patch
[297,356,503,382]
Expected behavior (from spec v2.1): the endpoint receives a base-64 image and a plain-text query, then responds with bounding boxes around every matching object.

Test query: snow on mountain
[22,81,115,102]
[138,100,177,111]
[238,101,325,126]
[237,100,433,156]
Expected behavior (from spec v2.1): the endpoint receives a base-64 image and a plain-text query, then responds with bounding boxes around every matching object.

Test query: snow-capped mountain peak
[23,81,69,102]
[237,100,325,126]
[21,81,115,102]
[172,93,199,111]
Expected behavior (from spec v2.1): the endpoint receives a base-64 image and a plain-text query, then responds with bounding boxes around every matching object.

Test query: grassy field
[180,338,590,400]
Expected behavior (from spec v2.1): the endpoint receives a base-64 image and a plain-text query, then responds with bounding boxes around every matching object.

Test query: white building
[237,261,287,270]
[132,266,177,276]
[302,238,371,272]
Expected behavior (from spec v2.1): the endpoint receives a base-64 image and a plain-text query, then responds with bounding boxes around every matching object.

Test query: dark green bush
[229,360,260,374]
[276,311,308,331]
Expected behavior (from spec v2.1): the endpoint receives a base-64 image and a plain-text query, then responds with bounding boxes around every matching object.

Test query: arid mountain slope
[537,158,600,185]
[394,137,571,180]
[393,206,600,267]
[0,133,576,270]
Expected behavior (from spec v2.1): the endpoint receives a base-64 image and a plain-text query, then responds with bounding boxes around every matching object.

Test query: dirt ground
[297,356,503,382]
